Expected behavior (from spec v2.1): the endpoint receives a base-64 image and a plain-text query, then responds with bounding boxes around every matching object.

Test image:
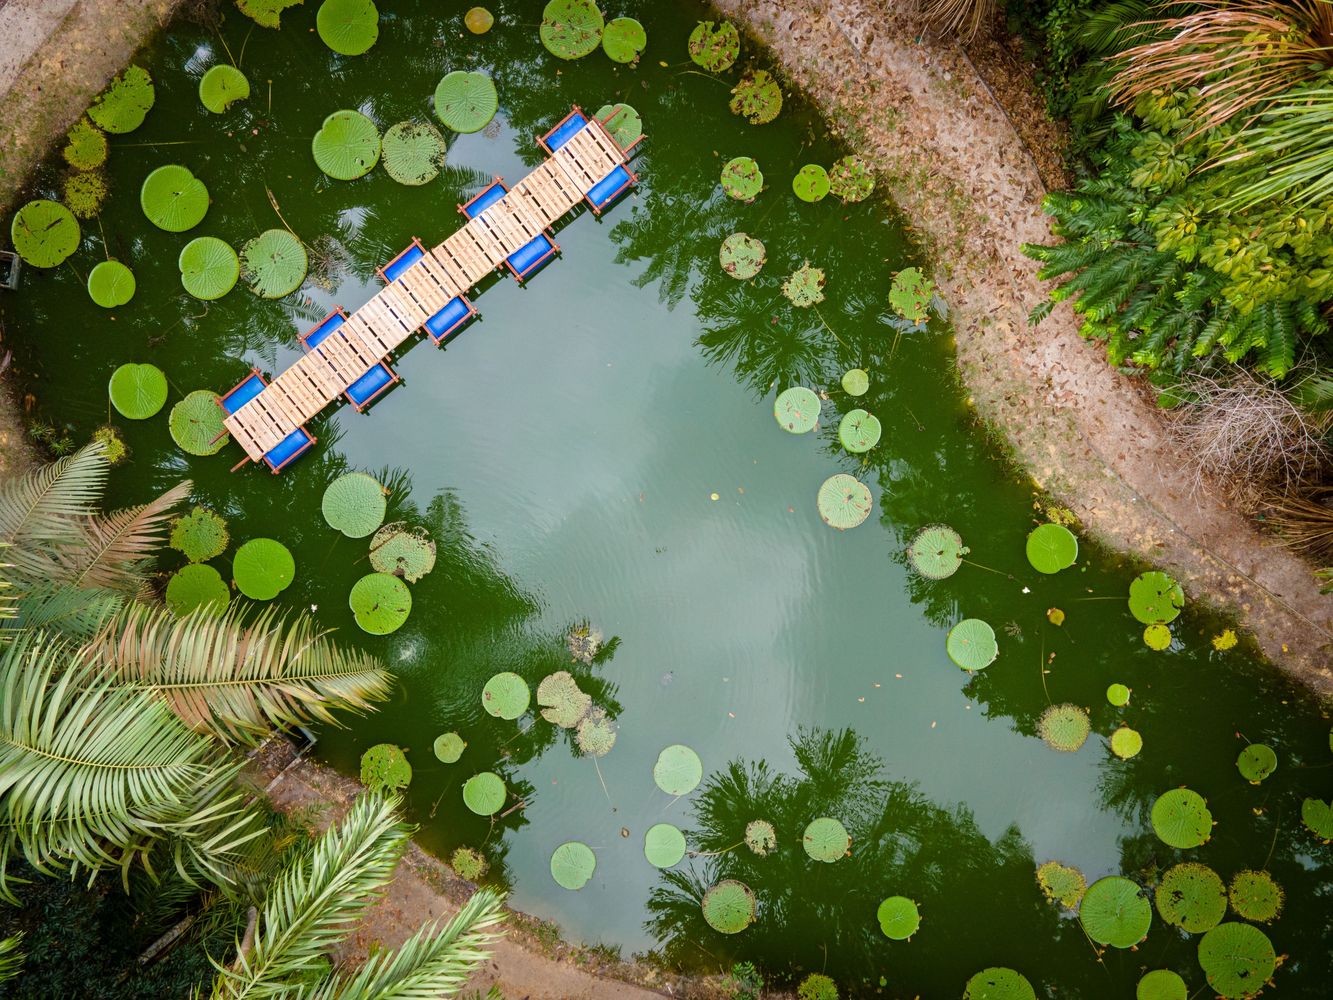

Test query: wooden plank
[475,205,525,255]
[430,241,475,290]
[381,282,429,332]
[315,334,367,387]
[401,268,449,316]
[506,186,550,238]
[346,306,399,356]
[413,253,462,300]
[460,218,506,264]
[553,144,597,193]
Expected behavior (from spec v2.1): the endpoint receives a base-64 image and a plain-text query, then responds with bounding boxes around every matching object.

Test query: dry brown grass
[915,0,999,43]
[1264,485,1333,560]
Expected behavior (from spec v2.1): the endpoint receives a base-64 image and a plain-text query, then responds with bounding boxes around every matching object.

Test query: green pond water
[4,1,1332,995]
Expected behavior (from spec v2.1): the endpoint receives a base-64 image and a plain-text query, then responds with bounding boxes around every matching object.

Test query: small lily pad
[312,110,380,180]
[482,671,531,720]
[381,120,447,186]
[169,390,228,456]
[744,819,776,856]
[729,70,782,125]
[653,744,702,796]
[908,524,968,579]
[720,232,766,280]
[140,165,209,232]
[537,671,591,727]
[178,236,239,300]
[1137,970,1187,1000]
[434,70,498,133]
[817,474,872,530]
[1303,797,1333,840]
[1038,703,1090,752]
[550,841,596,889]
[688,21,740,72]
[433,732,466,763]
[701,879,755,934]
[170,507,229,563]
[1111,726,1143,759]
[782,261,825,307]
[108,363,168,420]
[165,564,230,618]
[88,65,154,134]
[774,386,819,433]
[462,771,506,815]
[1036,860,1086,909]
[963,968,1036,1000]
[1080,875,1152,948]
[1198,923,1275,999]
[11,200,80,267]
[802,817,850,863]
[1156,861,1227,933]
[360,742,411,792]
[876,896,920,939]
[1106,683,1131,706]
[889,267,934,325]
[316,0,379,56]
[1025,523,1078,574]
[540,0,604,60]
[829,155,874,203]
[233,538,295,601]
[602,17,646,63]
[593,103,643,148]
[87,260,135,309]
[644,823,687,868]
[1144,623,1173,651]
[946,618,998,671]
[1228,870,1283,923]
[369,522,436,582]
[464,7,493,33]
[837,408,881,453]
[721,156,763,201]
[199,64,250,113]
[349,572,411,634]
[240,229,307,298]
[575,706,616,756]
[322,471,387,537]
[1151,787,1213,849]
[63,118,108,170]
[1129,570,1185,624]
[792,164,830,202]
[1236,744,1277,784]
[841,368,869,396]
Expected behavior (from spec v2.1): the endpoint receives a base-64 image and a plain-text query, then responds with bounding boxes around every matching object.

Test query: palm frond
[59,481,191,594]
[0,445,109,582]
[84,603,392,744]
[918,0,997,41]
[0,933,24,984]
[9,583,125,642]
[1222,84,1333,206]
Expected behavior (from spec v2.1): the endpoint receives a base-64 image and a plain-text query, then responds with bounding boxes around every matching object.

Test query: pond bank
[712,0,1332,692]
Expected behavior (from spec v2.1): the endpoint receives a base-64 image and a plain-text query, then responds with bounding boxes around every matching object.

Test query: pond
[3,0,1331,995]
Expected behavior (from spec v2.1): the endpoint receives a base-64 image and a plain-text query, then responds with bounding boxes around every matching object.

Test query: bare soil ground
[713,0,1332,693]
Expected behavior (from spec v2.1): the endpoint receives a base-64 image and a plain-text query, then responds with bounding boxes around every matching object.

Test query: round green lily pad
[349,572,411,635]
[1228,870,1283,922]
[745,819,776,856]
[644,823,687,868]
[1038,703,1091,752]
[11,200,80,267]
[540,0,604,59]
[381,120,447,186]
[1151,787,1213,849]
[1106,683,1131,706]
[433,731,466,763]
[178,236,239,300]
[719,232,765,280]
[802,817,850,863]
[729,70,782,125]
[1110,726,1143,759]
[946,618,998,671]
[782,261,825,307]
[876,896,920,939]
[774,386,819,433]
[550,841,596,889]
[1080,875,1152,948]
[890,267,934,325]
[87,260,135,309]
[537,670,591,727]
[170,507,229,563]
[434,71,498,133]
[199,64,250,113]
[165,564,230,618]
[322,471,387,537]
[169,390,228,456]
[838,408,881,453]
[482,671,530,720]
[108,363,168,419]
[1157,862,1227,933]
[140,165,209,232]
[316,0,379,56]
[829,155,874,203]
[63,170,108,219]
[1198,922,1275,999]
[360,742,411,792]
[312,110,380,180]
[462,771,506,815]
[1303,797,1333,840]
[963,968,1036,1000]
[1236,744,1277,783]
[233,538,296,601]
[1129,570,1185,624]
[721,156,763,201]
[653,744,702,796]
[602,17,646,63]
[841,368,869,396]
[593,103,642,149]
[1137,970,1187,1000]
[575,706,616,756]
[464,7,493,33]
[817,474,872,530]
[1025,523,1078,574]
[369,522,436,582]
[792,164,830,202]
[908,524,968,579]
[88,65,154,134]
[1144,623,1173,650]
[688,20,740,72]
[63,118,108,170]
[1036,860,1086,909]
[701,879,755,934]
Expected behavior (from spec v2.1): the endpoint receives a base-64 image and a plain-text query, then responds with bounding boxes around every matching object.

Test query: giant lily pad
[1038,703,1090,752]
[745,819,776,856]
[688,21,740,72]
[140,165,209,232]
[593,103,642,148]
[1152,788,1213,849]
[653,744,702,796]
[63,118,108,170]
[369,522,436,582]
[108,363,167,419]
[349,572,411,634]
[721,156,763,201]
[1080,875,1152,948]
[169,390,228,456]
[729,70,782,125]
[1228,870,1283,922]
[792,164,830,202]
[1111,726,1143,759]
[1302,797,1333,840]
[1036,860,1086,909]
[537,670,591,727]
[1197,923,1275,999]
[817,474,872,530]
[178,236,239,299]
[462,772,506,815]
[1157,862,1227,933]
[170,507,229,563]
[575,706,616,756]
[360,742,411,792]
[312,110,380,180]
[317,0,379,56]
[1129,570,1185,624]
[963,969,1036,1000]
[199,64,250,113]
[602,17,646,63]
[11,200,80,267]
[890,267,934,325]
[482,671,530,720]
[774,386,819,433]
[701,880,755,934]
[550,841,596,889]
[802,817,850,862]
[1236,744,1277,783]
[434,732,466,763]
[838,409,881,453]
[233,538,296,601]
[322,471,386,537]
[644,823,687,868]
[946,618,998,671]
[1137,970,1187,1000]
[876,896,920,940]
[381,120,447,186]
[540,0,604,59]
[88,66,154,134]
[1025,523,1078,574]
[782,262,825,307]
[87,260,135,309]
[720,232,765,280]
[908,524,968,579]
[165,564,230,618]
[434,71,498,133]
[829,155,874,203]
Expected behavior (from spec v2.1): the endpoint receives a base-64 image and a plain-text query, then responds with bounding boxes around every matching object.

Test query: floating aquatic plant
[233,538,296,601]
[170,506,229,563]
[1300,797,1332,841]
[87,260,135,309]
[540,0,604,60]
[889,267,934,325]
[1025,523,1078,574]
[908,524,968,579]
[62,118,108,170]
[537,670,591,727]
[316,0,379,56]
[688,21,740,72]
[1106,683,1131,706]
[876,896,920,940]
[719,232,765,280]
[10,200,79,268]
[450,846,487,880]
[802,817,850,863]
[312,110,380,180]
[576,707,616,756]
[1111,726,1143,759]
[199,65,250,113]
[1129,570,1185,624]
[792,164,830,202]
[168,390,228,457]
[946,618,998,671]
[464,7,493,33]
[1236,744,1277,783]
[602,17,646,63]
[653,744,702,796]
[1228,870,1283,923]
[1036,860,1086,909]
[236,0,303,28]
[720,156,763,201]
[63,171,108,219]
[838,409,881,453]
[745,819,776,856]
[774,386,819,434]
[1197,922,1275,999]
[88,66,154,134]
[782,262,825,307]
[565,621,603,663]
[643,823,686,868]
[729,70,782,125]
[962,968,1035,1000]
[433,731,466,763]
[841,368,869,396]
[348,572,411,634]
[797,974,838,1000]
[178,236,240,300]
[1038,703,1091,752]
[434,70,498,133]
[165,564,230,618]
[817,474,872,530]
[140,165,209,232]
[1151,787,1214,849]
[1143,623,1172,651]
[594,103,642,148]
[322,471,387,538]
[381,121,447,186]
[108,363,167,420]
[369,522,436,581]
[1212,628,1239,651]
[1136,970,1187,1000]
[1080,875,1152,948]
[360,743,411,792]
[482,671,530,720]
[701,879,755,934]
[829,155,874,203]
[1157,862,1227,933]
[550,841,596,889]
[462,771,506,815]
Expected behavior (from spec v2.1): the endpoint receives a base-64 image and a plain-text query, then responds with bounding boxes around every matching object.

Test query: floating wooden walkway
[218,106,642,472]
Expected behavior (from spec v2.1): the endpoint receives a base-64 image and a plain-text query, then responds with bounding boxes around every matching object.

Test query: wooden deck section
[221,108,638,470]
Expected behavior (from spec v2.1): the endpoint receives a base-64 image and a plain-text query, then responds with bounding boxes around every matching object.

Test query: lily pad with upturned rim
[540,0,604,60]
[87,260,135,309]
[890,267,934,325]
[721,156,763,201]
[729,70,782,125]
[360,742,411,792]
[782,262,825,307]
[1080,875,1152,948]
[1228,870,1283,923]
[720,232,766,280]
[1197,922,1275,999]
[792,164,830,202]
[63,118,108,170]
[1025,523,1078,574]
[537,670,591,728]
[653,744,702,796]
[701,880,755,934]
[841,368,869,396]
[178,236,240,300]
[482,671,530,720]
[838,408,881,453]
[165,564,230,618]
[433,731,466,763]
[88,66,154,134]
[140,165,209,232]
[199,65,250,113]
[745,819,776,856]
[368,522,436,582]
[1036,860,1086,909]
[1111,726,1143,759]
[1236,744,1277,783]
[312,110,380,180]
[946,618,998,671]
[233,538,295,601]
[817,474,872,530]
[1151,788,1213,849]
[108,363,167,420]
[774,386,819,434]
[348,572,411,634]
[962,968,1036,1000]
[602,17,646,63]
[316,0,379,56]
[1129,570,1185,624]
[829,155,874,203]
[322,471,387,538]
[908,524,967,579]
[550,841,596,889]
[802,817,850,863]
[169,390,228,456]
[434,71,498,133]
[462,772,506,815]
[464,7,493,33]
[241,229,307,298]
[1156,862,1227,933]
[1137,970,1187,1000]
[688,21,740,72]
[11,200,80,268]
[381,120,447,186]
[876,896,920,939]
[593,103,643,148]
[1038,703,1091,752]
[170,507,229,563]
[644,823,687,868]
[1144,623,1173,650]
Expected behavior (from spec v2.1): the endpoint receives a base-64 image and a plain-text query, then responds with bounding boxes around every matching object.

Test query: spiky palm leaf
[84,603,393,744]
[0,633,260,903]
[58,481,190,594]
[9,582,125,642]
[0,445,108,582]
[1224,83,1333,206]
[0,934,23,983]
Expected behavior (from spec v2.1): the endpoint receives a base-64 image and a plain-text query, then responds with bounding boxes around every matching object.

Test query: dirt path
[713,0,1332,693]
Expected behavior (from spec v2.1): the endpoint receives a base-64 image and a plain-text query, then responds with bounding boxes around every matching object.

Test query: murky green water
[4,1,1331,995]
